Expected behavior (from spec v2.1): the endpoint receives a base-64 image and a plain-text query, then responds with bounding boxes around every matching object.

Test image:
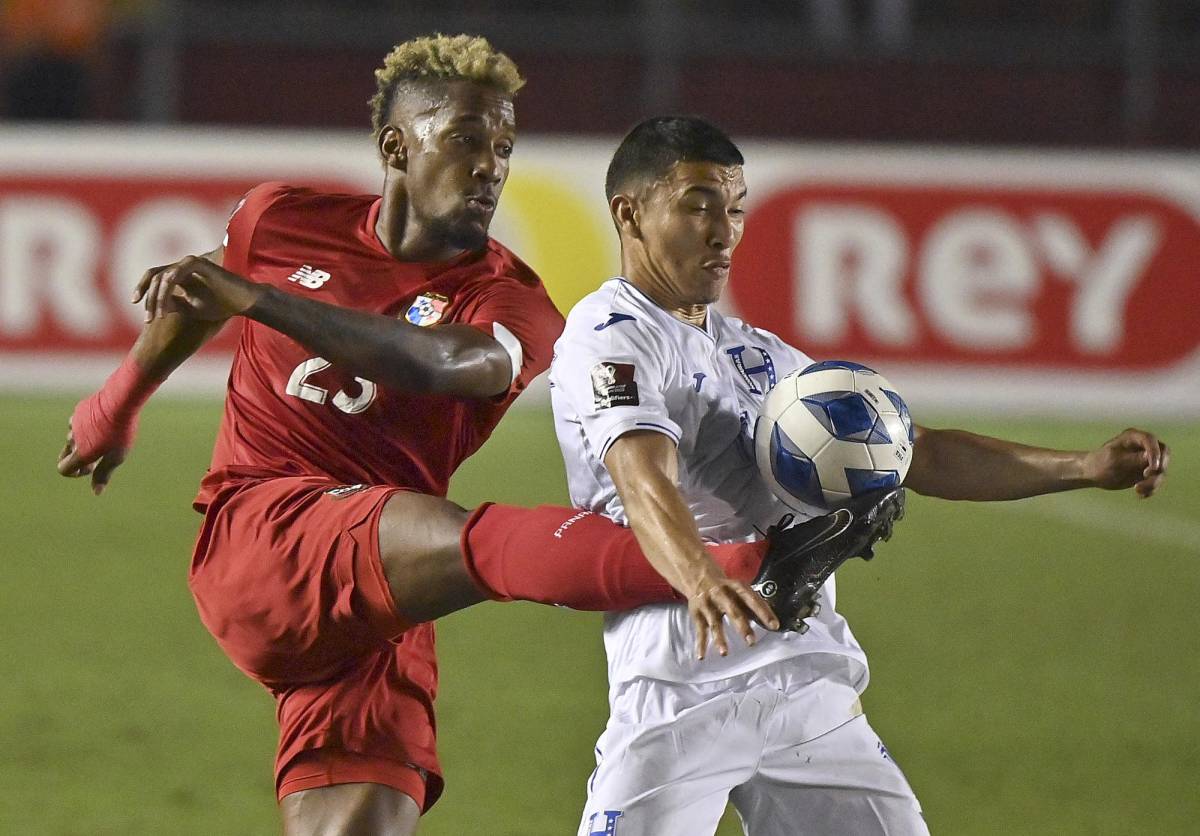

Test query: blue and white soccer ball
[754,360,914,514]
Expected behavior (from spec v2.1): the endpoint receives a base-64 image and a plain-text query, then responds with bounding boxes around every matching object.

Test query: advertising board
[0,128,1195,415]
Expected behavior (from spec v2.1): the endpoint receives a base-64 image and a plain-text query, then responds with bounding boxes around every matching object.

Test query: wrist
[1075,449,1102,489]
[98,354,160,420]
[233,278,269,318]
[677,554,724,598]
[72,354,162,456]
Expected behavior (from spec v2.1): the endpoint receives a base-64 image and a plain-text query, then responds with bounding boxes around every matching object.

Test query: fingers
[154,262,177,319]
[690,581,780,660]
[690,605,727,661]
[90,449,126,495]
[738,584,780,632]
[133,263,170,305]
[56,428,93,477]
[142,269,170,322]
[1117,428,1167,498]
[138,257,206,321]
[689,597,729,661]
[57,449,95,477]
[1121,428,1163,474]
[1136,442,1169,498]
[710,585,755,650]
[692,609,710,661]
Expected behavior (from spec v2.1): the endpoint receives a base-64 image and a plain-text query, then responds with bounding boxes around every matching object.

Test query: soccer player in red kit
[54,35,892,835]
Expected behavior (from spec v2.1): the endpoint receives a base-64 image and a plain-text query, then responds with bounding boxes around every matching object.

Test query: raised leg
[373,495,765,624]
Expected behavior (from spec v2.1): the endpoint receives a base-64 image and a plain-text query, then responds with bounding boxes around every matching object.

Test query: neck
[376,173,466,263]
[622,253,708,328]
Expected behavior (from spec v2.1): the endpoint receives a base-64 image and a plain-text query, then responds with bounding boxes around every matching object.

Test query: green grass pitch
[3,395,1197,835]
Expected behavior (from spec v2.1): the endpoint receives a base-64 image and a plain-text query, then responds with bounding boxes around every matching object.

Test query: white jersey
[550,278,869,685]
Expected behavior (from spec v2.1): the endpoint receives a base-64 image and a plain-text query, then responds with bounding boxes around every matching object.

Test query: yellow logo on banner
[497,171,619,315]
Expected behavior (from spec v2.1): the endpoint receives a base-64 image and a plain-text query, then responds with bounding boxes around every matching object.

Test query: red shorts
[189,476,444,810]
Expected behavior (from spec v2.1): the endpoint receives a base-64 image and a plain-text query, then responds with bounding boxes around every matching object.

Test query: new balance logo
[288,265,332,290]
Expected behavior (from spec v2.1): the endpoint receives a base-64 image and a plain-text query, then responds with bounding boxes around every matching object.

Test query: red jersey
[194,183,565,510]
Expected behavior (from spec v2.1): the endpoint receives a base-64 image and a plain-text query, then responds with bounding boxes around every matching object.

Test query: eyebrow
[681,185,748,200]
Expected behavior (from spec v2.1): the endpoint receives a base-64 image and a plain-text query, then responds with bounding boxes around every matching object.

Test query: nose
[708,215,736,250]
[472,152,503,185]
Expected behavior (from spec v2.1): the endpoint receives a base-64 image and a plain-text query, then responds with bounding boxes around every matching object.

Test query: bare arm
[129,247,230,378]
[905,424,1169,501]
[56,248,228,493]
[605,431,779,659]
[137,255,513,399]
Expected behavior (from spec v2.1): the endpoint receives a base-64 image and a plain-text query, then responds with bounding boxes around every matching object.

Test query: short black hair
[605,116,744,201]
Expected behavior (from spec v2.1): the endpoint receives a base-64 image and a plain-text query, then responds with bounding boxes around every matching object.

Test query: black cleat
[752,487,906,633]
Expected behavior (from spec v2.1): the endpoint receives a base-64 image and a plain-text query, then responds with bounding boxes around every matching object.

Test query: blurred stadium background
[2,1,1197,834]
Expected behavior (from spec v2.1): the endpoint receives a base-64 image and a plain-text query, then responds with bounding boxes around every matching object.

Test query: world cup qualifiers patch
[405,293,449,327]
[590,362,639,409]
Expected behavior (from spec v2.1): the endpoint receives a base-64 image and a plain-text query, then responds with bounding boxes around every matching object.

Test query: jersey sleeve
[463,281,566,396]
[221,182,292,276]
[551,311,682,463]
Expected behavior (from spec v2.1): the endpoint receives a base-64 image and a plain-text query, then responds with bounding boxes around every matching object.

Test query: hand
[56,396,131,495]
[133,255,263,322]
[1084,428,1169,498]
[684,562,781,661]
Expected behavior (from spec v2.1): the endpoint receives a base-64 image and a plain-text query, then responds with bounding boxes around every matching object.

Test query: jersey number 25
[285,357,377,414]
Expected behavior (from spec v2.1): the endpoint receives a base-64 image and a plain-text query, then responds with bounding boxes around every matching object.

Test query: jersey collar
[613,277,716,341]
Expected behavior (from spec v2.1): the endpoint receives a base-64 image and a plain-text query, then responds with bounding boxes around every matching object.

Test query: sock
[460,503,766,610]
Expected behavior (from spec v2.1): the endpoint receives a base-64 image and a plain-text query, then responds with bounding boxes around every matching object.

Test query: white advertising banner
[0,127,1196,416]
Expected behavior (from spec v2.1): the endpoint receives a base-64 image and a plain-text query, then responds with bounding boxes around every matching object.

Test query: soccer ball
[755,360,914,514]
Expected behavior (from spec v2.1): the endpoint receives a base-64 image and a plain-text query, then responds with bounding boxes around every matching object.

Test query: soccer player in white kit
[550,117,1169,835]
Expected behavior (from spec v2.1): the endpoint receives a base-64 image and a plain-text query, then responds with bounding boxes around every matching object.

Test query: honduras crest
[405,293,449,327]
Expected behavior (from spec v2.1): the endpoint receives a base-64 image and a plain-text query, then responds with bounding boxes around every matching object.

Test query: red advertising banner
[0,130,1195,413]
[733,184,1200,371]
[0,173,359,356]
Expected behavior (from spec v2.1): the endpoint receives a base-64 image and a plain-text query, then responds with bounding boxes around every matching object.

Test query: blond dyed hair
[369,34,525,133]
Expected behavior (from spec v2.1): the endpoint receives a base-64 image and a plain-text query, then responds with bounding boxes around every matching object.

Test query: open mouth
[702,259,731,273]
[465,195,497,213]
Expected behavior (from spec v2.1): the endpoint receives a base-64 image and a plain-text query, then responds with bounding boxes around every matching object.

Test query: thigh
[732,715,927,836]
[281,782,420,836]
[189,477,412,687]
[373,490,480,623]
[578,691,757,836]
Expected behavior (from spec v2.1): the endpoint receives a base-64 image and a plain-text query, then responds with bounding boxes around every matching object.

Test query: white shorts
[578,656,927,836]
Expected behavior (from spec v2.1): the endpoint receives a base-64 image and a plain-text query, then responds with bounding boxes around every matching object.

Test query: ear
[377,125,408,172]
[610,193,641,240]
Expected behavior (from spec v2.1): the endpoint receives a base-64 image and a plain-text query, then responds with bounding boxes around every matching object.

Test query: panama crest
[405,293,449,326]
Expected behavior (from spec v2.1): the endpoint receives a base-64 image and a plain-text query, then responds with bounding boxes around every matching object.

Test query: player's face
[401,81,516,252]
[637,161,746,305]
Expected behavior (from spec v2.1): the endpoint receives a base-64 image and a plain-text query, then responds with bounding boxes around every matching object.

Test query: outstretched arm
[56,248,228,494]
[137,254,514,399]
[605,430,780,660]
[904,425,1169,501]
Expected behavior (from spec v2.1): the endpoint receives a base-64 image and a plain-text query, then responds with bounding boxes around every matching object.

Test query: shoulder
[257,185,376,221]
[558,280,668,360]
[718,309,797,352]
[463,241,565,326]
[229,183,376,237]
[483,239,543,288]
